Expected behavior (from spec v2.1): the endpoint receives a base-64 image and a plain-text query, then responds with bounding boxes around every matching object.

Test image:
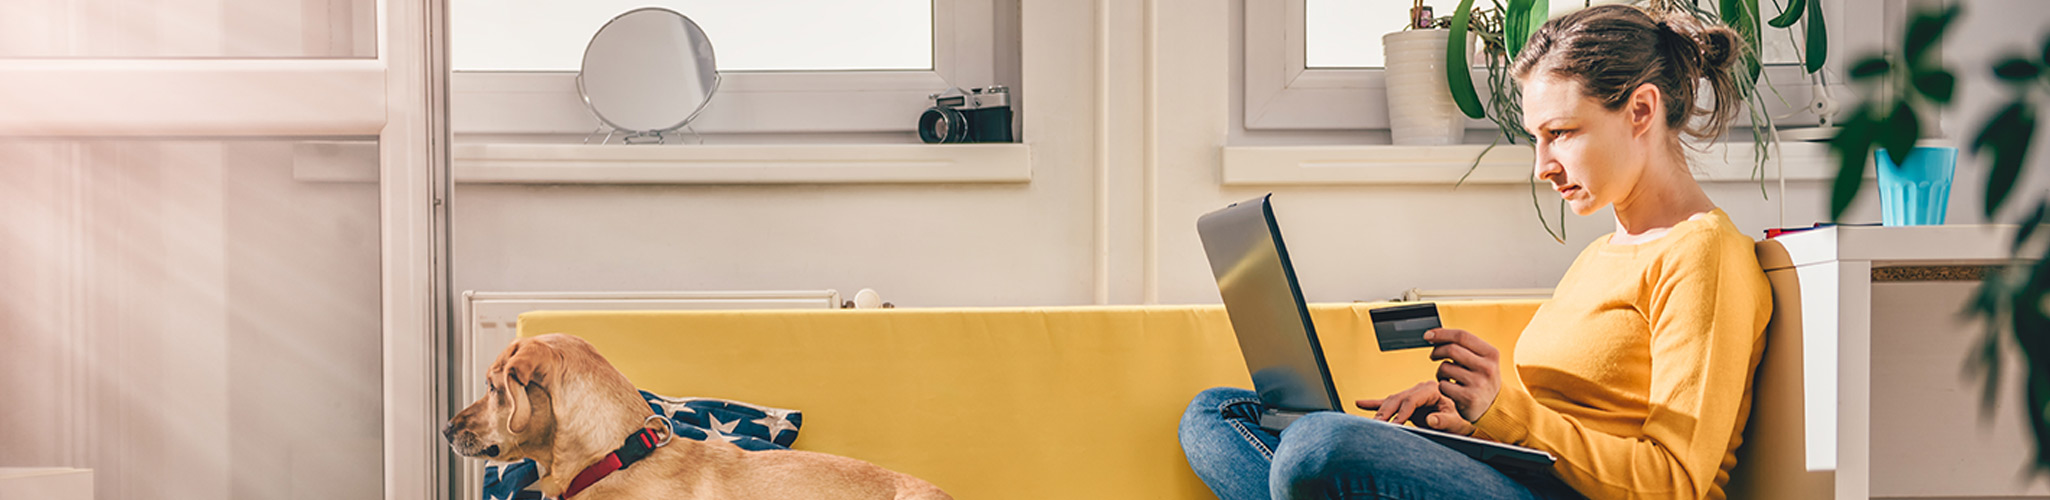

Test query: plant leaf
[1881,102,1922,167]
[1506,0,1534,59]
[1850,56,1890,81]
[1914,69,1957,103]
[1805,0,1828,73]
[1527,0,1549,53]
[1768,0,1805,28]
[1904,3,1961,67]
[1723,0,1764,82]
[2010,252,2050,475]
[1996,57,2044,83]
[2016,201,2048,256]
[1448,0,1489,120]
[1830,105,1877,221]
[2042,32,2050,68]
[1977,102,2037,217]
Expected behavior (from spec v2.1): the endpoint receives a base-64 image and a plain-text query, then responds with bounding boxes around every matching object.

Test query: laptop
[1196,194,1557,474]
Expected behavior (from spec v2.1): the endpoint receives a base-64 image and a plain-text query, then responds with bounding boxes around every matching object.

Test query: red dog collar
[561,427,663,499]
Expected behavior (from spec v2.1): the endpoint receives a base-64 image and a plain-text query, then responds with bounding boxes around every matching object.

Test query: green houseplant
[1827,3,2050,475]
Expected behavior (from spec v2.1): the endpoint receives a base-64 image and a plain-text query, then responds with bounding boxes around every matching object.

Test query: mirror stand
[583,126,704,145]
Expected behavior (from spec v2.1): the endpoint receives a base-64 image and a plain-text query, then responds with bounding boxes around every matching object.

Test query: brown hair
[1511,4,1746,143]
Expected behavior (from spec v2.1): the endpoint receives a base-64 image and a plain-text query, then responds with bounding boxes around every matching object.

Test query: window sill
[293,142,1032,185]
[453,143,1031,184]
[1220,141,1851,186]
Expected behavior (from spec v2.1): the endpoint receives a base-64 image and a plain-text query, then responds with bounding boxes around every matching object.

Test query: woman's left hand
[1426,328,1501,423]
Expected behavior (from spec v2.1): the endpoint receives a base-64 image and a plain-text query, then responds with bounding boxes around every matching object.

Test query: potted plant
[1383,2,1469,145]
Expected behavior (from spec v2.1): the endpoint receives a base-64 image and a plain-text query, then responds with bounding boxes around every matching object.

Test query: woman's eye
[1549,129,1572,139]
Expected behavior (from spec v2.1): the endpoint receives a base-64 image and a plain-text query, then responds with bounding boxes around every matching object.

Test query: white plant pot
[1382,30,1469,146]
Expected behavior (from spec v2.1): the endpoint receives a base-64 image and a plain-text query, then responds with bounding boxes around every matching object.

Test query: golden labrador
[445,333,952,500]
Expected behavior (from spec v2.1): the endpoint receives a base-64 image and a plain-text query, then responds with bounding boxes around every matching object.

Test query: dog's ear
[501,340,556,389]
[495,340,558,434]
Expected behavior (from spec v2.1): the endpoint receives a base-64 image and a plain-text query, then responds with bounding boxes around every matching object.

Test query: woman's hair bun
[1694,23,1740,71]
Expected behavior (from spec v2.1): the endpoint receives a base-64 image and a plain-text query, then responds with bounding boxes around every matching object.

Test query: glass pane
[0,0,374,58]
[1306,0,1802,69]
[453,0,934,71]
[0,138,383,500]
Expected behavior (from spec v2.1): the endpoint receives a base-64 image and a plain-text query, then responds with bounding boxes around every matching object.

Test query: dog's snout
[442,419,461,443]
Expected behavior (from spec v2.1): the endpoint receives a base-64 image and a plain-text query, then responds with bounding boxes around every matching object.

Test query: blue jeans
[1178,387,1585,500]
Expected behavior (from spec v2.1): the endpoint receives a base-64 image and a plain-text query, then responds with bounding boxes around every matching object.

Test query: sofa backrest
[516,300,1543,499]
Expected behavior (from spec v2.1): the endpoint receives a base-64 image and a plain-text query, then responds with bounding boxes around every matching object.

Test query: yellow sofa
[516,300,1543,499]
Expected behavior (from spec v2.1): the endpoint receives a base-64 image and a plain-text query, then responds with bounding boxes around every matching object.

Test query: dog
[445,333,953,500]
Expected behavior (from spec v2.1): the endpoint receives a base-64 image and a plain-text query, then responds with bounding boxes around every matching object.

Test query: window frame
[451,0,1006,136]
[1242,0,1886,132]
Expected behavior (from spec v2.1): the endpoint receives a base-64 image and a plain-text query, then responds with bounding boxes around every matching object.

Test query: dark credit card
[1370,302,1441,351]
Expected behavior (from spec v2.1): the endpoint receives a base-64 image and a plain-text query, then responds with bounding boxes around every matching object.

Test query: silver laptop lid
[1196,194,1341,413]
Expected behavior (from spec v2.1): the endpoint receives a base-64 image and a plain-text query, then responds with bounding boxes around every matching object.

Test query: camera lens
[918,107,969,144]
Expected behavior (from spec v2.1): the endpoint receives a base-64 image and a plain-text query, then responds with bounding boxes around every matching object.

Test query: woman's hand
[1354,381,1474,435]
[1426,328,1501,423]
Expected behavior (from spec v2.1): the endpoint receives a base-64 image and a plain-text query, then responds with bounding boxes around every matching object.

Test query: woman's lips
[1557,185,1580,196]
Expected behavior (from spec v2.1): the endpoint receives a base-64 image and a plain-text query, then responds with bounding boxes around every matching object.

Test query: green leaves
[1448,0,1488,120]
[1914,69,1957,103]
[1850,57,1891,80]
[1975,102,2038,217]
[1997,57,2044,82]
[1904,4,1961,67]
[2017,201,2048,256]
[1506,0,1535,59]
[1804,0,1828,73]
[1881,101,1923,167]
[1722,0,1763,82]
[1767,0,1805,28]
[1830,104,1877,221]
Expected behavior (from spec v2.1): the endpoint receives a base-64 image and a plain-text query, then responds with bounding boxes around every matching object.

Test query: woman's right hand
[1355,381,1476,435]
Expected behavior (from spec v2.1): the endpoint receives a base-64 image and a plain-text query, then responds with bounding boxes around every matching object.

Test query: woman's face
[1521,75,1651,216]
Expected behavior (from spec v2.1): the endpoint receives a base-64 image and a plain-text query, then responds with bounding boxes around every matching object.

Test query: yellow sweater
[1472,208,1772,500]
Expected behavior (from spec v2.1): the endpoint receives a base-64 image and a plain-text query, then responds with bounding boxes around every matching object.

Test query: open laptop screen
[1196,194,1341,413]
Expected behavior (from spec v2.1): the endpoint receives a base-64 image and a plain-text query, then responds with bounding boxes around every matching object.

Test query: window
[452,0,933,71]
[1244,0,1886,133]
[451,0,1013,136]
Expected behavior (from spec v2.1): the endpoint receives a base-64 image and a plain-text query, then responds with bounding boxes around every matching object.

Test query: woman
[1178,5,1773,500]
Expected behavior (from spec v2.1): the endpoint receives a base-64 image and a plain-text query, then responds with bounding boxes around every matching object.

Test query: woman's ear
[1627,82,1662,139]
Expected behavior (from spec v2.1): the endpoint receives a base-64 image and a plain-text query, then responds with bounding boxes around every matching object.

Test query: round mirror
[578,7,719,138]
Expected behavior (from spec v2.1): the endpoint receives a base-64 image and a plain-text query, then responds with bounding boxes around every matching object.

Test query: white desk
[1738,225,2049,499]
[0,468,92,500]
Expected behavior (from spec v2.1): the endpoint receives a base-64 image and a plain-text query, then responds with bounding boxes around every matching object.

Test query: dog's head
[443,334,645,463]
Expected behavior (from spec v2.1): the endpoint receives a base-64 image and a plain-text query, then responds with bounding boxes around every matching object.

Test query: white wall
[450,0,1923,308]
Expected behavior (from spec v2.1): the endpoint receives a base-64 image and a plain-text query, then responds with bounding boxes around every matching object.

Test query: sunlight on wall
[0,143,383,499]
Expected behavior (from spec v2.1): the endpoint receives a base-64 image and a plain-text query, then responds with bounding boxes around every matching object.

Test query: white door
[0,1,444,499]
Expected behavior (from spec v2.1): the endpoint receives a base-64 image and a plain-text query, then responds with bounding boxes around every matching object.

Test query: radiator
[456,290,852,500]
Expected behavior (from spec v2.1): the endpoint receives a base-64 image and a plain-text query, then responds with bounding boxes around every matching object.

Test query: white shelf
[293,142,1032,185]
[1220,141,1855,186]
[454,143,1031,184]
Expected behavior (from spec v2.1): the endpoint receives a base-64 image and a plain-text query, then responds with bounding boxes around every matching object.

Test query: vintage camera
[918,86,1014,144]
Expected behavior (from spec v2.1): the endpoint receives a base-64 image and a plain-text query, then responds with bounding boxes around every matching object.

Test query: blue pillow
[481,391,803,500]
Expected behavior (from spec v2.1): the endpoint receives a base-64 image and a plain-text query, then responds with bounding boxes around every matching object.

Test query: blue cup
[1874,146,1957,226]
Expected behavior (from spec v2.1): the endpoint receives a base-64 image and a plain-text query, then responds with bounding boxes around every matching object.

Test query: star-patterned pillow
[481,391,803,500]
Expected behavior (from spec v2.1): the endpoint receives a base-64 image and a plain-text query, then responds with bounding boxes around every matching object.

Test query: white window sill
[294,142,1032,185]
[1220,141,1853,186]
